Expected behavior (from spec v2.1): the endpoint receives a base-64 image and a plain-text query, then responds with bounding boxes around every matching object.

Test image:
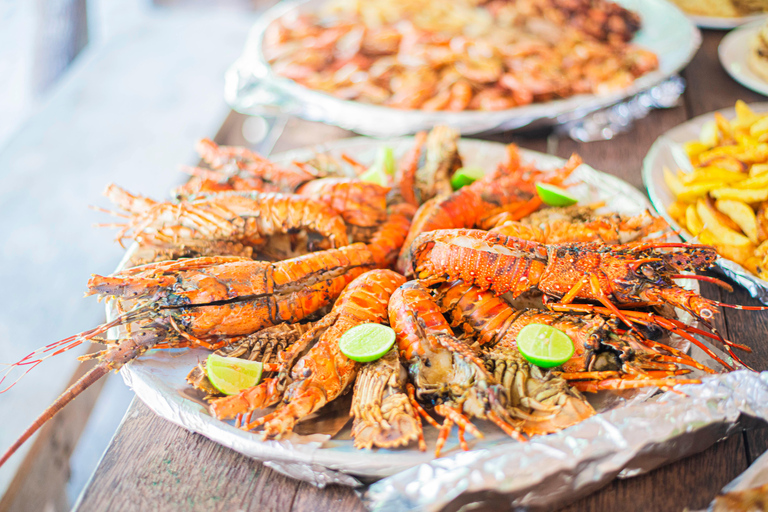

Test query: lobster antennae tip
[0,363,110,468]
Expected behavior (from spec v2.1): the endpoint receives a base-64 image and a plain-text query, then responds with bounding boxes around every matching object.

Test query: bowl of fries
[644,100,768,303]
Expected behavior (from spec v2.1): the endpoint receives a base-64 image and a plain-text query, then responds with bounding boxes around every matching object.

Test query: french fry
[684,141,709,161]
[677,182,723,202]
[663,166,684,197]
[755,239,768,258]
[679,166,747,185]
[749,115,768,139]
[710,187,768,203]
[700,120,718,147]
[696,155,748,173]
[750,163,768,177]
[734,100,760,130]
[685,204,704,236]
[705,196,743,231]
[667,200,688,226]
[714,112,734,143]
[733,172,768,189]
[696,199,752,246]
[715,199,759,243]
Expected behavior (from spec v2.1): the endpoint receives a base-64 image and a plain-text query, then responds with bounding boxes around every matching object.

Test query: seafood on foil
[262,0,658,111]
[2,127,764,467]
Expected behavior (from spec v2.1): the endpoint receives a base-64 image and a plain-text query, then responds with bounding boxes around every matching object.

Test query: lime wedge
[339,323,396,363]
[451,166,486,190]
[535,182,578,207]
[360,146,395,186]
[206,354,263,395]
[517,323,575,368]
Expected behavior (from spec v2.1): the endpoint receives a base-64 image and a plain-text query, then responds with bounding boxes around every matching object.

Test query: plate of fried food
[644,101,768,303]
[668,0,767,29]
[719,19,768,96]
[225,0,700,135]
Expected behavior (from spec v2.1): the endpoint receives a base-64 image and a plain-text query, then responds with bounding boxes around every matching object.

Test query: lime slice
[339,323,396,363]
[451,166,486,190]
[360,146,396,186]
[517,323,575,368]
[535,182,578,207]
[206,354,263,395]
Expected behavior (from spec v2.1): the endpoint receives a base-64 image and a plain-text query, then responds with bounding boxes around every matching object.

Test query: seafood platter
[225,0,700,135]
[3,125,767,511]
[645,101,768,304]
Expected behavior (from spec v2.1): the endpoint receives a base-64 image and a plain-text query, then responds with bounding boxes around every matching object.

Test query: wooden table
[72,30,768,512]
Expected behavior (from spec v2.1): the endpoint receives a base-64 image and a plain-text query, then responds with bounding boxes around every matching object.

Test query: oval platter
[115,137,703,482]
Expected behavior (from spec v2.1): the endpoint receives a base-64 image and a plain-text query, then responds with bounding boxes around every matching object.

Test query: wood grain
[559,434,749,512]
[73,399,313,512]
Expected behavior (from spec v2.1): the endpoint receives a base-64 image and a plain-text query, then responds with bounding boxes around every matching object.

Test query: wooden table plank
[560,434,749,512]
[73,399,306,512]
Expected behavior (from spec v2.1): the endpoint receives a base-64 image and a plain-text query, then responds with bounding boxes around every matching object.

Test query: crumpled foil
[643,103,768,305]
[224,0,700,136]
[555,76,686,142]
[363,371,768,512]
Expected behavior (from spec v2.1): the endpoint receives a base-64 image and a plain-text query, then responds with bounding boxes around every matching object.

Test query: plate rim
[718,19,768,97]
[690,12,767,29]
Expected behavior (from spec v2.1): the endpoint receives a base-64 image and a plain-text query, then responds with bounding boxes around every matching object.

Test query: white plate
[691,13,767,30]
[112,137,718,487]
[225,0,701,136]
[642,103,768,304]
[719,20,768,97]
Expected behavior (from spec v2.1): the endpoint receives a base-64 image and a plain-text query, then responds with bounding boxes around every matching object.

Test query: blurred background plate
[224,0,701,136]
[690,13,767,29]
[642,102,768,303]
[719,19,768,97]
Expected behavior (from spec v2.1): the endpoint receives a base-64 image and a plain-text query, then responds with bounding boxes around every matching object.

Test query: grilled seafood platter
[0,129,762,477]
[227,0,700,135]
[264,0,658,111]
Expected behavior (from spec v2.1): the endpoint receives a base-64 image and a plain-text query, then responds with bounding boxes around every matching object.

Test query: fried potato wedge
[685,204,704,236]
[715,199,759,243]
[750,163,768,176]
[711,187,768,203]
[679,166,746,185]
[696,200,752,246]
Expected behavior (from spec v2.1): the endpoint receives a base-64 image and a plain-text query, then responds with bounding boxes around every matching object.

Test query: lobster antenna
[713,302,768,311]
[671,274,734,293]
[0,362,110,467]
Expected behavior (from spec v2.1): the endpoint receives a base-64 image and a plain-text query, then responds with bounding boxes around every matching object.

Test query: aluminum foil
[555,76,686,143]
[363,371,768,512]
[109,138,749,510]
[642,103,768,305]
[224,0,700,136]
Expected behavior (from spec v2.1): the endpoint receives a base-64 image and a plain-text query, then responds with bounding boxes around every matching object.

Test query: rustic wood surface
[74,29,768,512]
